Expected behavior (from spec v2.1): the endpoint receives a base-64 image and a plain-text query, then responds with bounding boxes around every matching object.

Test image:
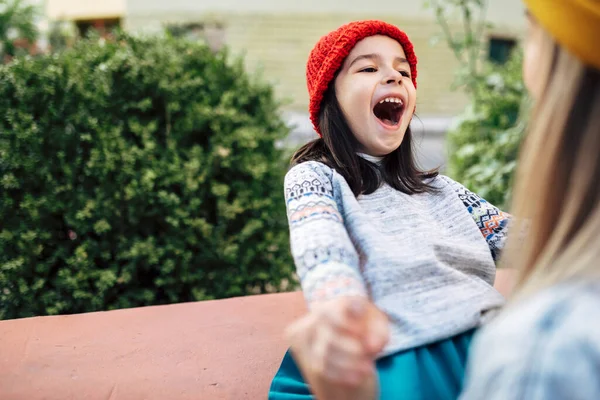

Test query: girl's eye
[400,71,410,78]
[360,67,377,73]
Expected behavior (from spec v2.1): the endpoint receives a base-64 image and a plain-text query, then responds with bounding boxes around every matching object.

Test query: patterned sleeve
[284,161,367,305]
[441,176,511,262]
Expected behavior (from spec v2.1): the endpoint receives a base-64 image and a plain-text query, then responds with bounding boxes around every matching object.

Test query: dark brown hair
[292,85,438,196]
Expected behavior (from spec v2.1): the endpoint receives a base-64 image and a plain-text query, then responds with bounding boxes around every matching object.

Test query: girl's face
[334,35,416,157]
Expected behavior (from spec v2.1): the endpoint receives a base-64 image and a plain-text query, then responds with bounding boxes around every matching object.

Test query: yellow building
[46,0,525,117]
[45,1,526,168]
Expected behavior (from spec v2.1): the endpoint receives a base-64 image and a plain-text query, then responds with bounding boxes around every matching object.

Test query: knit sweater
[284,161,510,357]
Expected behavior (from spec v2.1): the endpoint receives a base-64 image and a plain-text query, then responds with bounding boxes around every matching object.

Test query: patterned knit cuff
[301,262,368,305]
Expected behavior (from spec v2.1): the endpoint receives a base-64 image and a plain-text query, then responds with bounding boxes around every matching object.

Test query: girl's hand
[285,296,390,399]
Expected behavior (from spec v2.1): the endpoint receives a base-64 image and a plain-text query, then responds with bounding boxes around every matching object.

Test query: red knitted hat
[306,20,418,136]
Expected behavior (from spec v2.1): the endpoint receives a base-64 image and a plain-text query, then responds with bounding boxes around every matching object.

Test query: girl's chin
[368,141,403,156]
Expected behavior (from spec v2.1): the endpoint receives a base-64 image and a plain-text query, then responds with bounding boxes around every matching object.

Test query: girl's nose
[382,70,403,85]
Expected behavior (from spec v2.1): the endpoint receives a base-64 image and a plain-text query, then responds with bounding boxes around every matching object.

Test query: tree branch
[431,0,465,64]
[474,0,489,64]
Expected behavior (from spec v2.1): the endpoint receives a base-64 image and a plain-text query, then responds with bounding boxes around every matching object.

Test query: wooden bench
[0,270,515,400]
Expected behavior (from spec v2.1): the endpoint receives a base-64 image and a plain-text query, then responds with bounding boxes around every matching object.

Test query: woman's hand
[285,296,390,400]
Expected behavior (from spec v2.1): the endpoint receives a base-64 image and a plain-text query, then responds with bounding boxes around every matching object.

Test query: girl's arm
[442,176,511,262]
[284,161,367,305]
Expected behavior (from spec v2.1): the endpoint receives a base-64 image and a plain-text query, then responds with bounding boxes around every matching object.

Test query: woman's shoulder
[461,280,600,399]
[484,280,600,340]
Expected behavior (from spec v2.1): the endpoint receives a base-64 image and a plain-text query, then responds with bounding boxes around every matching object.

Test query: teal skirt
[269,329,475,400]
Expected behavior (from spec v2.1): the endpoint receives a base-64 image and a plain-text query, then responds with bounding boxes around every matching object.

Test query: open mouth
[373,97,404,127]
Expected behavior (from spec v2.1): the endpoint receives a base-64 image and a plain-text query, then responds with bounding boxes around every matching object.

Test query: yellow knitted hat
[524,0,600,70]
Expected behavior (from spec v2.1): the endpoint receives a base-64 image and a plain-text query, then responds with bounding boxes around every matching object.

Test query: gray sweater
[284,161,509,356]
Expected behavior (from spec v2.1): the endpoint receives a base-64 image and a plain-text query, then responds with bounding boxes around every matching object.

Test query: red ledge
[0,269,515,400]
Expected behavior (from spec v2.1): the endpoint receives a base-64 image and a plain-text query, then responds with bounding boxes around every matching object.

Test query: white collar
[357,152,384,164]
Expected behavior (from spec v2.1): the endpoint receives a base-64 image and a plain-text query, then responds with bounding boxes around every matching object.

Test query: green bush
[0,33,294,319]
[446,52,528,208]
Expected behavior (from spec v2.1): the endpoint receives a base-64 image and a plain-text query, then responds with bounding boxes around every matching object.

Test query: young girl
[269,20,510,399]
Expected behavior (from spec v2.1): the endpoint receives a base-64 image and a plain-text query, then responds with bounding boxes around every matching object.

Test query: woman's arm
[285,297,383,400]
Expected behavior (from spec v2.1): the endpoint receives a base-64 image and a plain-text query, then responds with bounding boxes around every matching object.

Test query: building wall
[125,0,525,26]
[46,0,526,116]
[126,10,524,116]
[46,0,126,20]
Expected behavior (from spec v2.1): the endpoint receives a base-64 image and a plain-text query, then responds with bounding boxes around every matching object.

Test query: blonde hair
[502,25,600,299]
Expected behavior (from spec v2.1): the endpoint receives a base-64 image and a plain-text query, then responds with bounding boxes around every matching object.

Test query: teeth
[379,97,403,104]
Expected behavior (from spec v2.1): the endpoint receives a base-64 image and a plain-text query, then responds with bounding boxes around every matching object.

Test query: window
[75,18,122,38]
[165,21,225,52]
[488,37,517,64]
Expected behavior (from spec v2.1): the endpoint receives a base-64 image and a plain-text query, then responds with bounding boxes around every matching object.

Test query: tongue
[374,102,401,126]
